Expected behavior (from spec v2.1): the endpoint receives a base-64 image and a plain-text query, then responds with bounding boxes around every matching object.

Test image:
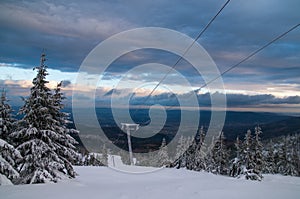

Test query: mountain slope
[261,117,300,139]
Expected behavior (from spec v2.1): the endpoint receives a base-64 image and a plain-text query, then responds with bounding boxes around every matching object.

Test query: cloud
[61,80,72,87]
[129,91,300,108]
[1,0,299,73]
[103,89,120,97]
[0,0,135,71]
[272,95,300,104]
[0,1,134,39]
[0,0,299,108]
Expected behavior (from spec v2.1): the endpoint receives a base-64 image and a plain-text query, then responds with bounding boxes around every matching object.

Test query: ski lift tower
[121,123,139,165]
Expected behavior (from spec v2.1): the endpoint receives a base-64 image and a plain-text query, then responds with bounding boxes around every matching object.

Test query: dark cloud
[61,80,72,87]
[272,95,300,104]
[103,89,121,97]
[101,48,204,86]
[0,0,299,105]
[129,92,300,107]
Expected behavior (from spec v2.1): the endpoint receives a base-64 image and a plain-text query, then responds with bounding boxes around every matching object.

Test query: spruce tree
[156,138,170,167]
[285,148,299,176]
[83,153,103,166]
[242,130,254,171]
[280,135,299,176]
[119,149,130,165]
[229,136,242,177]
[0,90,22,185]
[50,82,80,176]
[206,136,215,173]
[185,140,197,170]
[276,137,288,175]
[172,135,191,169]
[101,144,108,166]
[210,132,229,175]
[0,138,22,185]
[11,53,78,184]
[193,126,207,171]
[0,90,15,141]
[253,126,264,177]
[264,140,276,174]
[265,134,300,176]
[240,129,263,181]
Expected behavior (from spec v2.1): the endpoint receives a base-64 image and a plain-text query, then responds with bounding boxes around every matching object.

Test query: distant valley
[64,108,300,152]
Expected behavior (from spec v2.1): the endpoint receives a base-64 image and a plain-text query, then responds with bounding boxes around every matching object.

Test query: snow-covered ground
[1,164,300,199]
[107,154,161,173]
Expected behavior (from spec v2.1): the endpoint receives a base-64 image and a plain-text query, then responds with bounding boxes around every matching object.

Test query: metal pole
[126,127,134,165]
[121,123,139,166]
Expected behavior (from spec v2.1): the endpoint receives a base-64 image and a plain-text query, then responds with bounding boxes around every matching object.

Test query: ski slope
[107,154,161,173]
[1,163,300,199]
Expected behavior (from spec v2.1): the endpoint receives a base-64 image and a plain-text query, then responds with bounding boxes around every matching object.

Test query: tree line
[131,126,300,181]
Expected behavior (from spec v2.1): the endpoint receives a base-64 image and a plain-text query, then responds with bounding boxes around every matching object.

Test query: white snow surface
[1,164,300,199]
[0,174,12,186]
[107,154,159,173]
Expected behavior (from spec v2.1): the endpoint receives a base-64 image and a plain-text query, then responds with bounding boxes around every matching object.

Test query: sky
[0,0,300,113]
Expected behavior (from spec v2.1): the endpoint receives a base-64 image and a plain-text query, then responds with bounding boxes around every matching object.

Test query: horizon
[9,103,300,117]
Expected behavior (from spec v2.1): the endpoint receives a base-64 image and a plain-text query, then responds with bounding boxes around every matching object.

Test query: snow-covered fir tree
[0,90,22,185]
[155,138,170,167]
[185,139,197,170]
[286,135,300,176]
[193,126,207,171]
[276,138,287,175]
[168,124,299,179]
[173,135,193,168]
[285,147,299,176]
[101,144,108,166]
[277,135,299,176]
[119,149,131,165]
[83,153,104,166]
[205,136,215,173]
[263,139,276,174]
[0,90,15,141]
[262,134,300,176]
[209,132,229,175]
[253,126,264,177]
[50,82,80,171]
[174,135,186,168]
[240,128,263,181]
[229,136,242,177]
[135,151,154,167]
[185,128,208,171]
[242,130,254,170]
[0,138,22,185]
[10,53,79,184]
